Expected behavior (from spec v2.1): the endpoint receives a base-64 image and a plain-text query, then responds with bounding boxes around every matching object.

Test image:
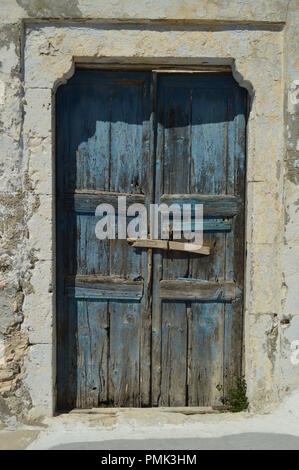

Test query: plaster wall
[0,0,298,422]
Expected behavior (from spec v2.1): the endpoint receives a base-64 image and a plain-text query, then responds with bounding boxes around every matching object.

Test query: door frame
[23,23,284,417]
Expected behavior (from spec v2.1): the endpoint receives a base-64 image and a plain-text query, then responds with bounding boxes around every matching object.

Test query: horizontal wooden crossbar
[64,191,146,213]
[159,279,240,302]
[173,218,232,232]
[65,275,143,300]
[160,194,242,217]
[127,238,210,255]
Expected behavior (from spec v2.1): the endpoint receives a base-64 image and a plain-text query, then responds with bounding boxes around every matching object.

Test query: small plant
[216,376,249,413]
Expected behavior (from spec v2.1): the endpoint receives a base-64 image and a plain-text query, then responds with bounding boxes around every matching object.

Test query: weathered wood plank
[188,304,224,406]
[68,70,147,87]
[190,87,229,194]
[150,73,161,406]
[56,296,77,410]
[75,214,109,275]
[161,80,192,281]
[160,194,242,217]
[108,302,141,406]
[151,79,191,405]
[137,72,156,406]
[66,274,143,284]
[65,191,145,213]
[173,218,232,232]
[159,280,238,302]
[76,301,108,408]
[127,238,210,255]
[110,80,144,193]
[66,286,143,300]
[156,74,240,89]
[65,275,144,300]
[160,302,187,406]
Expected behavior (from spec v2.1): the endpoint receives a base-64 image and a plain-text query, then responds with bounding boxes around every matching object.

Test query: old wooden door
[56,70,246,410]
[151,74,246,406]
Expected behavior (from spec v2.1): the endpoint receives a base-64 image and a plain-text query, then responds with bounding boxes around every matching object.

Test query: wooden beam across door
[127,238,210,255]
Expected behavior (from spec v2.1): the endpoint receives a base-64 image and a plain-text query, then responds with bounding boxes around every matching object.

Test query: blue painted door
[152,74,246,406]
[56,70,246,409]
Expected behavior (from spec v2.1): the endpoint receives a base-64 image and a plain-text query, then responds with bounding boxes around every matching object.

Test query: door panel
[56,70,246,409]
[151,74,246,406]
[56,71,153,409]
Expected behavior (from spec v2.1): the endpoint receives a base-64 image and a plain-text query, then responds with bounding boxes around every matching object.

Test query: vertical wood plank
[110,81,143,193]
[76,214,109,276]
[138,75,156,406]
[162,84,191,194]
[76,300,108,408]
[108,302,140,406]
[56,297,77,410]
[152,77,191,405]
[151,73,163,405]
[67,82,111,192]
[190,87,228,194]
[188,303,224,406]
[160,302,187,406]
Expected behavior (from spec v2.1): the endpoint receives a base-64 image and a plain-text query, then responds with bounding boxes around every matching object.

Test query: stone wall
[281,0,299,397]
[0,0,298,422]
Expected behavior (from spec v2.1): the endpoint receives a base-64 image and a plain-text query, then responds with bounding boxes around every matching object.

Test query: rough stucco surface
[280,0,299,396]
[0,1,298,422]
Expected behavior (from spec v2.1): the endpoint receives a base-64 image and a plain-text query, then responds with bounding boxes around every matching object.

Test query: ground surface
[0,391,299,450]
[50,434,299,450]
